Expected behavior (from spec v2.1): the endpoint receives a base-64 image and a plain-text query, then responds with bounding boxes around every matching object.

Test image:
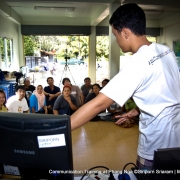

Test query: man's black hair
[102,79,109,83]
[92,83,101,90]
[84,77,91,81]
[109,3,146,36]
[47,77,53,82]
[62,77,71,85]
[15,85,25,92]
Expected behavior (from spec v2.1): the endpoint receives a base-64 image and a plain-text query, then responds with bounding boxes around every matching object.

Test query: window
[0,37,13,70]
[96,36,109,84]
[173,40,180,70]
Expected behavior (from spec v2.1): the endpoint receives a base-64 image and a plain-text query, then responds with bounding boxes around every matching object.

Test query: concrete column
[4,38,8,68]
[89,26,96,84]
[109,3,121,79]
[18,24,24,68]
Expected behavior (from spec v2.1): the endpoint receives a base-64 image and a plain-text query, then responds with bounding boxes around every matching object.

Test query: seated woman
[29,85,48,114]
[0,89,8,112]
[85,84,104,121]
[85,83,101,103]
[53,86,77,115]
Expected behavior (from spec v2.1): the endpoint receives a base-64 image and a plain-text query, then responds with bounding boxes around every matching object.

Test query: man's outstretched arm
[71,92,113,130]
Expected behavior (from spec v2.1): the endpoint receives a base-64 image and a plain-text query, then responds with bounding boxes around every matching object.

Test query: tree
[24,36,35,56]
[0,37,5,61]
[174,41,180,56]
[96,36,109,60]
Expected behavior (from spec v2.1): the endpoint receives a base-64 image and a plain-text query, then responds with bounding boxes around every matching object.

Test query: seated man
[6,85,29,113]
[53,86,77,115]
[44,77,61,114]
[101,79,110,88]
[81,77,92,100]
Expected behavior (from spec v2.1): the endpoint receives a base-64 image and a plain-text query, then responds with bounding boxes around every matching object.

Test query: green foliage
[174,41,180,56]
[0,37,12,62]
[24,36,35,56]
[0,37,5,61]
[147,36,156,43]
[74,51,79,58]
[120,48,124,56]
[96,36,109,60]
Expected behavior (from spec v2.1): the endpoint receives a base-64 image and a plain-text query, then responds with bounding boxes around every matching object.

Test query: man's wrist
[135,107,140,114]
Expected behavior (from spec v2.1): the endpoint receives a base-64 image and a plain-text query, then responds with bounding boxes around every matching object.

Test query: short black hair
[109,3,146,36]
[84,77,91,81]
[47,77,53,82]
[15,85,25,92]
[102,79,109,84]
[92,83,101,90]
[62,77,71,85]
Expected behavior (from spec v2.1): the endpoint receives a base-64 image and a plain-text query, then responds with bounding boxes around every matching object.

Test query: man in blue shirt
[44,77,61,114]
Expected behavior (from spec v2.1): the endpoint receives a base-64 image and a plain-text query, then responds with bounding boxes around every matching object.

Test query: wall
[0,14,20,71]
[157,13,180,49]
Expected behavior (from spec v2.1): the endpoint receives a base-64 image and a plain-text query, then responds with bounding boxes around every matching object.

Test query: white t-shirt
[6,95,29,113]
[101,43,180,160]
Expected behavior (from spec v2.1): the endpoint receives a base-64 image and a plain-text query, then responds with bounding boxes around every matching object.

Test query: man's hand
[115,108,139,125]
[48,94,55,101]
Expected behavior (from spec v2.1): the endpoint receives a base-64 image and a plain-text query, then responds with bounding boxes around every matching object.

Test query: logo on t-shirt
[18,106,22,113]
[148,49,172,65]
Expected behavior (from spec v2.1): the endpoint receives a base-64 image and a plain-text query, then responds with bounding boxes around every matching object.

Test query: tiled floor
[72,121,139,173]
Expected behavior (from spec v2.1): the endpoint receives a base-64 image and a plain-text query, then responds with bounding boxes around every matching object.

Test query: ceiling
[3,0,180,26]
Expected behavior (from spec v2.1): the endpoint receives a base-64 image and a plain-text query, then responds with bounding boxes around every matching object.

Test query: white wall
[0,14,21,71]
[157,13,180,49]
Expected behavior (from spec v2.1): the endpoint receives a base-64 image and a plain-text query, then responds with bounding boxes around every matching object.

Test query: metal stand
[59,59,76,86]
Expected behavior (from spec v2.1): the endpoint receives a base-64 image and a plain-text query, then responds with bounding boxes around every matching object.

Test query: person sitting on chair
[53,85,77,115]
[29,85,48,114]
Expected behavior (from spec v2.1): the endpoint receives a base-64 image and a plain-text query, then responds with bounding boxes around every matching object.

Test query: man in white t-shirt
[6,85,29,113]
[71,3,180,169]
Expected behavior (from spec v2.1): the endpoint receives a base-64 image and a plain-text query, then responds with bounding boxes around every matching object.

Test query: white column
[109,3,121,79]
[4,38,8,69]
[89,26,96,83]
[18,24,24,68]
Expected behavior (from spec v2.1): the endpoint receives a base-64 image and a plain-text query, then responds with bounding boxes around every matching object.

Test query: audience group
[0,76,138,125]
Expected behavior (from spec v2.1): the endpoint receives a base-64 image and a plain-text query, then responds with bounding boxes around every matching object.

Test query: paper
[37,134,66,148]
[98,112,111,116]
